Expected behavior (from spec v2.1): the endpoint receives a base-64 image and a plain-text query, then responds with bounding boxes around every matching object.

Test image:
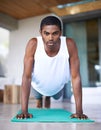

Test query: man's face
[40,25,62,48]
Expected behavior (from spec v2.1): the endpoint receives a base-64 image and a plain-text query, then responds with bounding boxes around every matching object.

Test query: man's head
[40,16,62,31]
[40,16,62,50]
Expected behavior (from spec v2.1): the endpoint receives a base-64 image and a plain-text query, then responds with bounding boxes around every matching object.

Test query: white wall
[6,14,51,85]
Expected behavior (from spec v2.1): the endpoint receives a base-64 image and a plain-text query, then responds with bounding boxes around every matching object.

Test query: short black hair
[40,16,62,31]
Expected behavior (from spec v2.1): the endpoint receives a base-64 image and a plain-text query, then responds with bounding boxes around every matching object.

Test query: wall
[6,14,51,85]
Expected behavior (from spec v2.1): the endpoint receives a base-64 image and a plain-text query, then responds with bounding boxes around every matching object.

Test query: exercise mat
[11,108,94,123]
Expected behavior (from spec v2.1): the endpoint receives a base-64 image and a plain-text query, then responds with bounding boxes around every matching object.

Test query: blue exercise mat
[11,108,94,123]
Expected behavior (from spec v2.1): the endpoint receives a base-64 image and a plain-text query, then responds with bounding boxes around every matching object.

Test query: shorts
[31,87,63,100]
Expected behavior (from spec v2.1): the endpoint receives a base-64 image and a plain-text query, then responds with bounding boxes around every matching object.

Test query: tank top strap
[60,36,69,59]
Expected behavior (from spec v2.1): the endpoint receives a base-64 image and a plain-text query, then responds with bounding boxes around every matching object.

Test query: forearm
[72,76,83,114]
[21,76,31,113]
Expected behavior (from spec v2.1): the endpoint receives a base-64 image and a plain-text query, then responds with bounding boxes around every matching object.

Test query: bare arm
[66,38,88,119]
[16,38,37,119]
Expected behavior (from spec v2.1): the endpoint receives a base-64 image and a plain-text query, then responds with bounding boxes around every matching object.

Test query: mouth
[47,41,54,46]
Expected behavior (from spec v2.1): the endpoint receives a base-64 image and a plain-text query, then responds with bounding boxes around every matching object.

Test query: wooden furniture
[4,85,21,104]
[0,89,4,102]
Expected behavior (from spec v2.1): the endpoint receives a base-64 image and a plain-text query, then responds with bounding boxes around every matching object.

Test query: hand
[16,112,33,119]
[70,113,88,119]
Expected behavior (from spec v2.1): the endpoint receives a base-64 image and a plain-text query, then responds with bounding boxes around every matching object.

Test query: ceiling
[0,0,100,20]
[0,0,81,19]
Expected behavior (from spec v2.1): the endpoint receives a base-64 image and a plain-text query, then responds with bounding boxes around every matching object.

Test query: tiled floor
[0,87,101,130]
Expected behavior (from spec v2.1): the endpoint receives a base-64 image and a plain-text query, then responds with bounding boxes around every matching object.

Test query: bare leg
[44,96,50,108]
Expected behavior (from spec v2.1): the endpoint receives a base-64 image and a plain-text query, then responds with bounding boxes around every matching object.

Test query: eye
[44,32,49,36]
[52,31,59,36]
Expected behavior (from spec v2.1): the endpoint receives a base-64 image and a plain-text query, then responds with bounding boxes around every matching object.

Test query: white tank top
[31,36,71,96]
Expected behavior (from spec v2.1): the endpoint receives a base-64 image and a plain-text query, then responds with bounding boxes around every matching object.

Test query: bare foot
[36,98,43,108]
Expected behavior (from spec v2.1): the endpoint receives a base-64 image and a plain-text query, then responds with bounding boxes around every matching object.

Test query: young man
[16,16,88,119]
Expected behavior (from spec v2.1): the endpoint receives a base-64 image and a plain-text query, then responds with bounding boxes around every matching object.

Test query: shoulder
[26,38,37,49]
[66,37,76,47]
[66,37,78,57]
[25,38,37,57]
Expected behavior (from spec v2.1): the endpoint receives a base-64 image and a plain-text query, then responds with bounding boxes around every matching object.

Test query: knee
[52,95,61,100]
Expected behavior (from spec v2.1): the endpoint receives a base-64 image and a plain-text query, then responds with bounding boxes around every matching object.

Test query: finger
[70,114,74,118]
[24,113,33,119]
[27,113,33,118]
[78,115,88,120]
[16,114,19,118]
[16,114,22,119]
[16,113,33,119]
[21,114,29,119]
[24,114,28,119]
[76,115,85,120]
[82,115,88,119]
[84,115,88,119]
[77,116,81,119]
[70,114,75,118]
[80,114,88,119]
[16,114,23,119]
[70,114,78,118]
[20,114,24,119]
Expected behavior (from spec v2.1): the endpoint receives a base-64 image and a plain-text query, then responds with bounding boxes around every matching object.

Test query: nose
[49,34,53,41]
